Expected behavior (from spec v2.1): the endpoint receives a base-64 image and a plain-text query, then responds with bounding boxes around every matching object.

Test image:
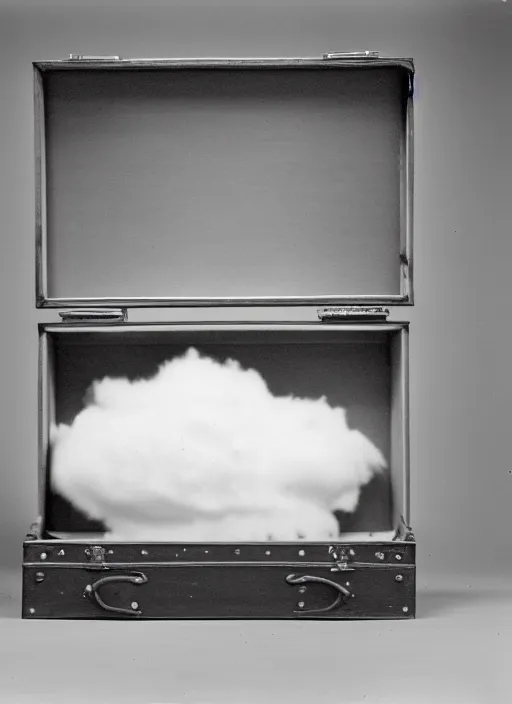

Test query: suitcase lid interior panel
[35,58,413,307]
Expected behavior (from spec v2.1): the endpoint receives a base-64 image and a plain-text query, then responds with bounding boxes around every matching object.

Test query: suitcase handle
[84,572,148,617]
[285,573,352,616]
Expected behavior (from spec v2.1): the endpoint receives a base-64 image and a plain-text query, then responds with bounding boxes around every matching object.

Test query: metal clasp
[328,546,355,572]
[85,545,107,570]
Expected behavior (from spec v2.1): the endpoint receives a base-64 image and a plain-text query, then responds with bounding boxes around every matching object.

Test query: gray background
[0,1,511,702]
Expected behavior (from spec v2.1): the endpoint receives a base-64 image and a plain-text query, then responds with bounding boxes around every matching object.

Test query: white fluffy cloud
[51,348,386,541]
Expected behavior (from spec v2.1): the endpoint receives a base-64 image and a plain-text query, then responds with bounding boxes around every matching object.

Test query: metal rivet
[395,554,402,561]
[402,606,409,613]
[235,549,241,555]
[375,552,385,560]
[204,550,209,554]
[298,601,305,609]
[131,601,139,610]
[346,582,350,587]
[58,549,65,556]
[35,572,45,583]
[395,574,404,582]
[299,586,307,594]
[107,550,114,555]
[298,549,305,556]
[141,549,148,556]
[84,584,92,594]
[29,608,35,615]
[265,550,271,556]
[40,552,47,561]
[349,549,355,557]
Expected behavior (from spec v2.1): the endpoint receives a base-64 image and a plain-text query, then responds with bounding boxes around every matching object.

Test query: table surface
[0,568,510,704]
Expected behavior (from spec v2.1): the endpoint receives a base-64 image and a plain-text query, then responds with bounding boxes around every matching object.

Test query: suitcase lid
[34,53,414,309]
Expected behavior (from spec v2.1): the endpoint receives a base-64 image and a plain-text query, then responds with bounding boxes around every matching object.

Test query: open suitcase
[23,51,415,620]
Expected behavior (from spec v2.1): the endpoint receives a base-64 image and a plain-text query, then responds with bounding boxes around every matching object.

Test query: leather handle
[286,573,352,616]
[84,572,148,617]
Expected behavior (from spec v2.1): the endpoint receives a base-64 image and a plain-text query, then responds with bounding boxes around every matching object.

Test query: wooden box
[23,52,415,620]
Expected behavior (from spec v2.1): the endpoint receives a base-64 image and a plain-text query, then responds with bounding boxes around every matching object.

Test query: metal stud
[395,574,404,582]
[402,606,409,613]
[58,549,65,556]
[265,550,271,556]
[107,550,114,555]
[40,552,47,561]
[141,550,148,556]
[395,554,403,561]
[299,586,307,594]
[35,572,45,583]
[349,549,355,557]
[375,552,385,560]
[235,548,241,555]
[298,549,306,557]
[131,602,139,610]
[298,601,305,609]
[29,608,35,615]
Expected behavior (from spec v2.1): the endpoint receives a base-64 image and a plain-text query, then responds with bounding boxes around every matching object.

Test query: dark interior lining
[45,329,398,536]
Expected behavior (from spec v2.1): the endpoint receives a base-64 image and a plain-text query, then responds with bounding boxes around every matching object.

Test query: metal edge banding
[33,58,415,71]
[24,541,415,564]
[27,538,414,551]
[34,66,47,307]
[40,322,409,334]
[39,295,410,309]
[37,330,48,531]
[23,539,415,556]
[23,561,415,569]
[405,79,415,305]
[399,73,408,301]
[402,326,411,525]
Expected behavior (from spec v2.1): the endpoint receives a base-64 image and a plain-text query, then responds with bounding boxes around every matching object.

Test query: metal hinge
[59,308,127,324]
[323,51,380,60]
[67,54,122,61]
[318,307,389,322]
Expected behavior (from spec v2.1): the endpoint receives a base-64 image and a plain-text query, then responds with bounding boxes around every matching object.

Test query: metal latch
[318,307,389,322]
[59,308,127,324]
[67,54,121,61]
[85,545,107,570]
[328,546,355,572]
[323,51,380,60]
